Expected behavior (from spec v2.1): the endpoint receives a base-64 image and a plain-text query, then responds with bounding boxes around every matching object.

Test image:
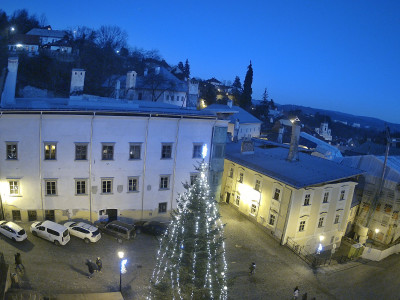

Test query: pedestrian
[249,262,256,275]
[85,259,95,279]
[96,257,102,272]
[302,292,308,300]
[293,286,299,300]
[14,253,24,273]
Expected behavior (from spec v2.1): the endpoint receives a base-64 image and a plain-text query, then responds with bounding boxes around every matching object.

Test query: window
[192,144,203,158]
[334,214,340,224]
[45,180,57,195]
[190,174,198,185]
[161,144,172,159]
[238,172,244,183]
[6,143,18,160]
[229,168,234,178]
[75,179,87,195]
[138,92,142,100]
[129,144,141,160]
[340,190,346,201]
[166,95,170,100]
[273,188,281,201]
[45,210,55,221]
[44,143,56,160]
[254,179,261,192]
[323,192,329,203]
[128,177,138,192]
[318,217,324,228]
[101,178,113,194]
[176,96,180,101]
[235,195,240,206]
[213,144,225,158]
[160,176,170,190]
[12,210,21,221]
[269,214,276,226]
[28,210,37,221]
[304,194,311,206]
[171,95,174,101]
[75,144,87,160]
[299,221,306,232]
[159,202,167,213]
[9,180,19,195]
[250,204,257,215]
[102,144,114,160]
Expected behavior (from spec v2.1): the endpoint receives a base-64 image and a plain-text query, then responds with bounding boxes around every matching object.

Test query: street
[1,204,400,299]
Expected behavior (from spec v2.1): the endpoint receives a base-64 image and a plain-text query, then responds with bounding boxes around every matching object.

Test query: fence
[286,237,332,268]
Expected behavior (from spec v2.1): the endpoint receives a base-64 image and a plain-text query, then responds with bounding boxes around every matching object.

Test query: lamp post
[118,251,124,292]
[374,228,379,243]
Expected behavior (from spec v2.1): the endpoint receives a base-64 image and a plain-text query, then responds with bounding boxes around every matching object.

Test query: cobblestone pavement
[2,204,400,299]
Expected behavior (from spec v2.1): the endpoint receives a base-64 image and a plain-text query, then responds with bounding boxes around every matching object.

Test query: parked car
[64,221,101,243]
[98,220,136,242]
[134,220,169,236]
[30,220,70,245]
[0,220,27,242]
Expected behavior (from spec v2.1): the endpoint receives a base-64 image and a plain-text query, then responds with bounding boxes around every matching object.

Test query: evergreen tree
[184,59,190,79]
[231,76,242,106]
[177,61,184,73]
[149,157,228,300]
[241,61,253,110]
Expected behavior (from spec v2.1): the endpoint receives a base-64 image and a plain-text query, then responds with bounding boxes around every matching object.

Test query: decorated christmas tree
[148,147,228,299]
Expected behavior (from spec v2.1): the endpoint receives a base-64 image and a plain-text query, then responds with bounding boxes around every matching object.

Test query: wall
[362,243,400,261]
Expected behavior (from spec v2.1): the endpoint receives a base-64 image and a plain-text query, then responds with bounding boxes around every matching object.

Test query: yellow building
[221,139,362,253]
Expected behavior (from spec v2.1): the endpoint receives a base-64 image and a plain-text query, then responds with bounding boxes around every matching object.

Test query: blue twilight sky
[2,0,400,124]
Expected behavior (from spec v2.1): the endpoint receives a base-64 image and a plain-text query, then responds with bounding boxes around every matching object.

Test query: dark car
[134,220,168,236]
[98,221,136,242]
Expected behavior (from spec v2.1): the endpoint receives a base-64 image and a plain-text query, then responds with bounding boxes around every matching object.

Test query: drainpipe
[89,112,95,222]
[140,115,151,219]
[39,112,44,220]
[170,117,182,212]
[280,185,293,245]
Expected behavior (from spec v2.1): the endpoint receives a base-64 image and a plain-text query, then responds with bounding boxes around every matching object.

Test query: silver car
[64,221,101,243]
[0,220,27,242]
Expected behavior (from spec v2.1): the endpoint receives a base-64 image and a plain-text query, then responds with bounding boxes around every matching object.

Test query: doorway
[106,209,118,222]
[226,192,231,204]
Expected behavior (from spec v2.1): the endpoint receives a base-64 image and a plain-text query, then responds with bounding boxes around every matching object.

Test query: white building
[0,58,227,223]
[315,122,332,142]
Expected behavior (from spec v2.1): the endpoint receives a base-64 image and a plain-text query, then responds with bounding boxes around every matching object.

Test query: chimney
[115,80,120,99]
[1,57,19,106]
[155,66,160,75]
[126,71,137,90]
[277,126,284,144]
[69,69,85,100]
[241,138,254,154]
[227,99,233,108]
[287,117,300,162]
[144,68,148,76]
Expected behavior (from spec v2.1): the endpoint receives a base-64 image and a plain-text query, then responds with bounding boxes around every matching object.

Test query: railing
[286,237,332,268]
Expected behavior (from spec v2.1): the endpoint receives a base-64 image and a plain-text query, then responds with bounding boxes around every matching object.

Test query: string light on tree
[148,145,228,299]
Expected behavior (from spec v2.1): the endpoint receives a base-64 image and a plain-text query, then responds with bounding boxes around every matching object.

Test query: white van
[30,220,70,245]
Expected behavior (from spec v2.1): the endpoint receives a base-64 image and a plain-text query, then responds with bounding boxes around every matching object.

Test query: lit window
[238,172,244,183]
[269,214,276,226]
[299,221,306,232]
[229,168,234,178]
[192,144,203,158]
[250,203,257,215]
[340,190,345,201]
[45,180,57,195]
[101,178,113,194]
[75,180,87,195]
[44,143,57,160]
[6,143,18,160]
[75,144,88,160]
[128,177,138,192]
[273,188,281,201]
[235,195,240,206]
[318,217,324,228]
[102,144,114,160]
[254,179,261,192]
[160,176,170,190]
[304,194,311,206]
[323,192,329,203]
[161,144,172,159]
[334,214,340,224]
[129,144,141,160]
[9,181,19,195]
[159,202,167,213]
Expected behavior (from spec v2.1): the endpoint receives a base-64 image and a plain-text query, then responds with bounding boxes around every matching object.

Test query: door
[37,226,47,239]
[106,209,118,222]
[226,192,231,204]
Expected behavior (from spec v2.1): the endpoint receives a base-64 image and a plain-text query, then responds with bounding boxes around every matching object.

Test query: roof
[340,155,400,183]
[26,28,67,39]
[225,142,363,189]
[203,104,261,124]
[9,34,40,45]
[346,141,400,156]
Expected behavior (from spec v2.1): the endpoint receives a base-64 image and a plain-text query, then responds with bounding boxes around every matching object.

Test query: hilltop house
[0,58,227,223]
[220,121,362,253]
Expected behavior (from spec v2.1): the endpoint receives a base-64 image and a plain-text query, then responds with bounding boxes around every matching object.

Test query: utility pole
[365,126,391,228]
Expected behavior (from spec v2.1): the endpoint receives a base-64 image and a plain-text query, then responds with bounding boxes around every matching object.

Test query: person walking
[14,253,24,273]
[249,262,256,275]
[96,257,102,272]
[85,259,96,279]
[293,286,299,299]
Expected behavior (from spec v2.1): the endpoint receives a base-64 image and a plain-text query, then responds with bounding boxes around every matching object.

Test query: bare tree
[141,69,177,102]
[95,25,127,50]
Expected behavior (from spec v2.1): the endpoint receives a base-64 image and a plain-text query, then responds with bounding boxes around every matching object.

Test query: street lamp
[118,251,126,292]
[374,229,380,241]
[317,235,324,254]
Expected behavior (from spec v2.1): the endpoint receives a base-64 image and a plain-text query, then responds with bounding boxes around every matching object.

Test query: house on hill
[26,28,68,46]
